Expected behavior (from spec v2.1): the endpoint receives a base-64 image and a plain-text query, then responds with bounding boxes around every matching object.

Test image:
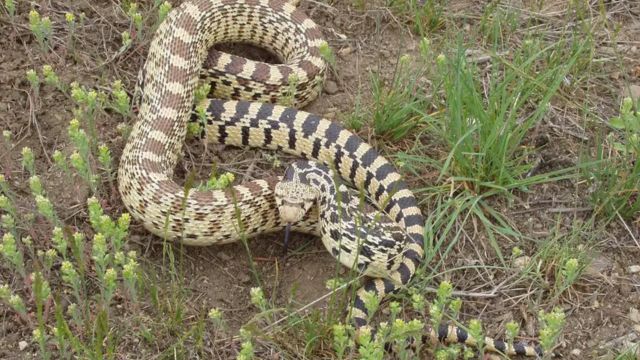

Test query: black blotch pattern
[301,114,321,138]
[241,126,250,146]
[288,128,296,149]
[360,148,378,168]
[311,138,322,158]
[324,122,342,144]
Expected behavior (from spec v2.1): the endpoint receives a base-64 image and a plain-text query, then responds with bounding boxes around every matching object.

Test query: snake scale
[117,0,542,357]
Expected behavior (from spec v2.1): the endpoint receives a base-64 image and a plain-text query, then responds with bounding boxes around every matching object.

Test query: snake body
[117,0,542,356]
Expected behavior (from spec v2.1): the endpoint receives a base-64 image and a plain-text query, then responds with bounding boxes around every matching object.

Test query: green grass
[584,97,640,220]
[426,38,587,192]
[386,0,446,35]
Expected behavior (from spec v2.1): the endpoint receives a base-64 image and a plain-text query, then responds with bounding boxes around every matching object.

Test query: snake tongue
[283,223,292,258]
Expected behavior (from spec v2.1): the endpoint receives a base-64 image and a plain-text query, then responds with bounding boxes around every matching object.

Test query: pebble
[570,349,581,356]
[513,256,531,270]
[628,265,640,274]
[323,112,336,119]
[583,255,613,279]
[623,84,640,100]
[323,80,339,95]
[216,251,232,262]
[338,47,353,57]
[630,308,640,323]
[18,341,27,351]
[238,272,251,284]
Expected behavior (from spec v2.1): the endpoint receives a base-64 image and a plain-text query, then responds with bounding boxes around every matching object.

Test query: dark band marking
[301,114,321,138]
[324,122,342,144]
[437,325,449,342]
[280,107,297,127]
[339,243,352,254]
[363,280,379,294]
[352,295,367,317]
[333,146,344,171]
[225,55,248,75]
[375,163,396,181]
[329,229,340,241]
[311,137,322,158]
[241,126,250,146]
[288,128,296,150]
[263,128,273,146]
[493,340,507,353]
[513,343,527,355]
[360,148,378,168]
[343,135,361,154]
[256,102,274,120]
[396,262,412,284]
[375,184,388,205]
[217,125,228,144]
[381,278,396,294]
[233,101,251,121]
[207,99,225,120]
[363,172,375,193]
[348,159,359,184]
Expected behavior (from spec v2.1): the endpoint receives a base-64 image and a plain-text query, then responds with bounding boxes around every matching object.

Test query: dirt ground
[1,0,640,359]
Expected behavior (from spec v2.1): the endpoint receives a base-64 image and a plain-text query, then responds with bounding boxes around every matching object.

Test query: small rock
[570,349,582,356]
[583,255,614,279]
[238,272,251,284]
[18,341,28,351]
[513,256,531,270]
[323,112,336,119]
[216,251,232,262]
[620,283,633,296]
[338,47,353,57]
[635,324,640,333]
[323,80,339,95]
[628,265,640,274]
[623,84,640,100]
[630,308,640,323]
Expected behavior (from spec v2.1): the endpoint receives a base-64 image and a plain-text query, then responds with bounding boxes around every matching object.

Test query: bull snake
[117,0,543,356]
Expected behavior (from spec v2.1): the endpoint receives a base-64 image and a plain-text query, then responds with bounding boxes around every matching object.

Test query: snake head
[274,161,323,224]
[274,180,317,224]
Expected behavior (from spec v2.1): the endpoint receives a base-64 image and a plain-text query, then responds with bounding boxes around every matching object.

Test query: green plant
[538,308,565,357]
[26,69,39,98]
[479,1,520,46]
[368,54,427,141]
[28,10,53,52]
[21,146,35,176]
[332,323,352,359]
[65,12,77,54]
[387,0,445,35]
[109,80,132,117]
[42,65,65,92]
[585,97,640,220]
[121,30,133,51]
[127,3,144,38]
[427,39,585,192]
[319,41,336,71]
[157,1,172,27]
[4,0,15,18]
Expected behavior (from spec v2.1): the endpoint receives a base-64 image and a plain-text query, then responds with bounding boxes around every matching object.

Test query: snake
[117,0,543,357]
